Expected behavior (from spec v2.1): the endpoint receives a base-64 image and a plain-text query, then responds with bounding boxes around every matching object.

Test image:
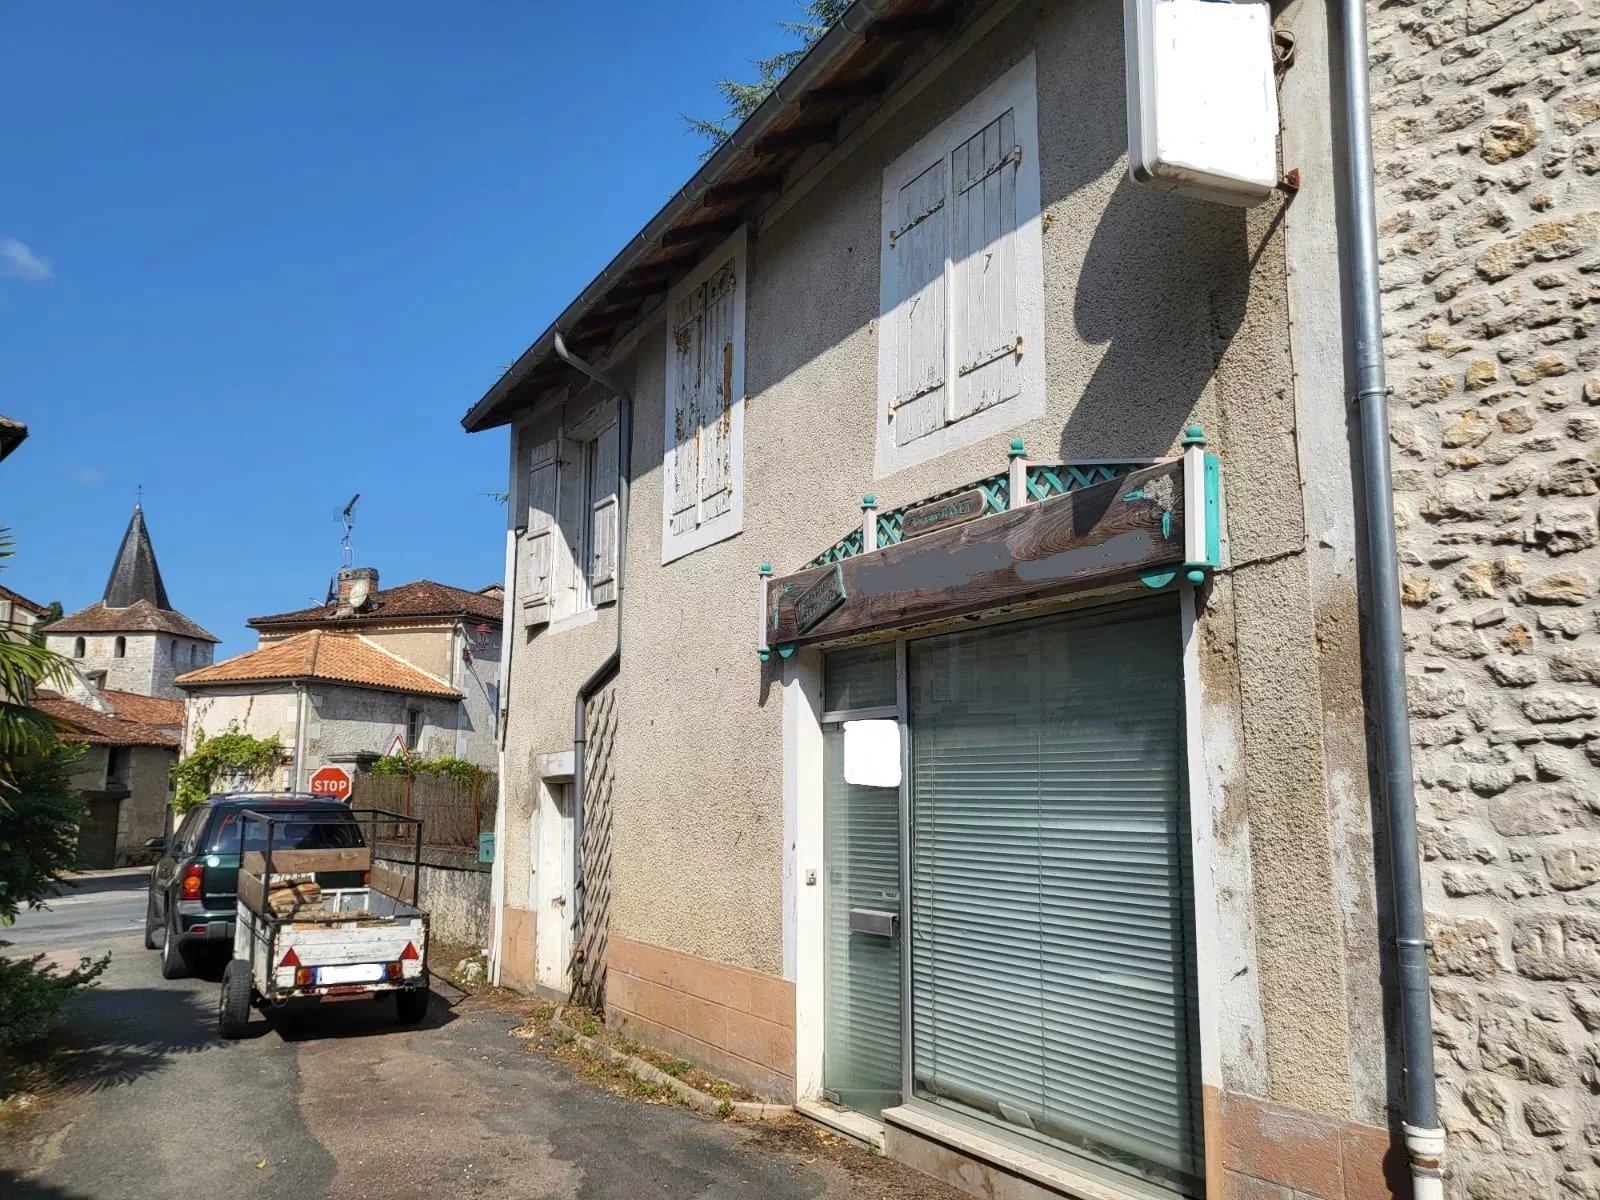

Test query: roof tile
[175,629,459,697]
[34,692,179,749]
[47,599,220,642]
[249,579,503,629]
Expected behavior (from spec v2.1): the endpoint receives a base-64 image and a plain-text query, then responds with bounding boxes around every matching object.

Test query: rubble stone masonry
[1369,0,1600,1194]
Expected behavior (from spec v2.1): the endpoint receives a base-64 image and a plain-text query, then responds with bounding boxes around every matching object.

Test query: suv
[144,793,365,980]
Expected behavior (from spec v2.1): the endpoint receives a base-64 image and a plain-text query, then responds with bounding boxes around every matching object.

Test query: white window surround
[520,396,620,631]
[661,226,747,565]
[875,53,1045,479]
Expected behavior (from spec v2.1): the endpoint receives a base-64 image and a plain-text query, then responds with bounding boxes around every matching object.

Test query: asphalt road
[0,873,889,1200]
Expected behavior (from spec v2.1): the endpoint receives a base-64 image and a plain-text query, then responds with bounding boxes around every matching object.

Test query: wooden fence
[349,772,496,849]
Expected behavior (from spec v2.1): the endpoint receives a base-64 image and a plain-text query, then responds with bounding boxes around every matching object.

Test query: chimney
[336,566,379,618]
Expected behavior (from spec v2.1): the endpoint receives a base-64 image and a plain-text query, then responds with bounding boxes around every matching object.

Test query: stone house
[176,570,503,784]
[1369,0,1600,1196]
[31,689,180,868]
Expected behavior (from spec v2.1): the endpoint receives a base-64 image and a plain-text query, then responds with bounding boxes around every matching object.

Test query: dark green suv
[144,793,366,979]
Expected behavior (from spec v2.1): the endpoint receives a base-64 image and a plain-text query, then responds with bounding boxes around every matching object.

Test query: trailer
[220,807,430,1038]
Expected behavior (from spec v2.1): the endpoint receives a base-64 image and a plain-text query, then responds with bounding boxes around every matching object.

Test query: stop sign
[308,765,352,802]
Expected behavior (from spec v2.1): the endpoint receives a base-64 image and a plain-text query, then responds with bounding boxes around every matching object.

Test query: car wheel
[394,987,429,1025]
[219,960,252,1039]
[160,915,190,980]
[143,894,159,951]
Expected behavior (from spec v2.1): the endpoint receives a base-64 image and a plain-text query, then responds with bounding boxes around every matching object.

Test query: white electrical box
[1124,0,1280,207]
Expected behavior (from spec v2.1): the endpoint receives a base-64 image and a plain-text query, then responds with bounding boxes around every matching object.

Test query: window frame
[875,54,1045,478]
[661,225,747,565]
[404,705,424,752]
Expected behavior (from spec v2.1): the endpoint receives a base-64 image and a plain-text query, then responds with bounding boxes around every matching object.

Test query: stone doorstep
[793,1098,888,1151]
[882,1104,1149,1200]
[547,1009,791,1122]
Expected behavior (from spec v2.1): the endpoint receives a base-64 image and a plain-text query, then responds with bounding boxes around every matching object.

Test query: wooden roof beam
[866,12,957,40]
[659,218,743,249]
[703,173,787,205]
[800,77,888,107]
[754,121,839,158]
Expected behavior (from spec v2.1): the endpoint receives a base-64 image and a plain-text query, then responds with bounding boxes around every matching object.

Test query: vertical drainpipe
[292,681,307,792]
[1337,0,1444,1192]
[552,331,631,999]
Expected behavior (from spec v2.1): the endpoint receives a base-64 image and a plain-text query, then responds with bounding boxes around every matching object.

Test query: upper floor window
[73,637,86,658]
[190,644,201,667]
[404,705,424,751]
[662,227,746,564]
[523,404,620,628]
[114,636,127,659]
[876,54,1045,477]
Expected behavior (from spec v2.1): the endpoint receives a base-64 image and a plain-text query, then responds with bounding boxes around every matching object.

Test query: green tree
[684,1,851,148]
[0,529,69,799]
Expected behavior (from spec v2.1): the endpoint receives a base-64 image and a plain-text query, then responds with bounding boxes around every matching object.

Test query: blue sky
[1,0,799,657]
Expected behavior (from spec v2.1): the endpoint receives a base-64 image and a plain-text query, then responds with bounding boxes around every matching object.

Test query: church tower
[44,506,219,700]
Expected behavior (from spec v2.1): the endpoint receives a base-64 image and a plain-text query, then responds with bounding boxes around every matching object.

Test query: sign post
[308,764,353,803]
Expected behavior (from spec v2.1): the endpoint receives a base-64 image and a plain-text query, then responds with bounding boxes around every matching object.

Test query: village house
[175,569,503,785]
[462,1,1600,1199]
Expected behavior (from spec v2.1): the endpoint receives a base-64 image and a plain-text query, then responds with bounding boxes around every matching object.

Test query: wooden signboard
[900,488,986,539]
[767,460,1186,646]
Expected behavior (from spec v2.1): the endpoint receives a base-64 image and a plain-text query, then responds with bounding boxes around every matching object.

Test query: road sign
[308,765,352,802]
[386,733,405,757]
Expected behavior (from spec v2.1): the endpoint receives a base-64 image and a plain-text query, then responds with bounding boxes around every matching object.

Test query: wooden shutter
[889,160,948,447]
[589,419,620,606]
[556,434,586,608]
[699,260,737,522]
[524,439,558,627]
[668,288,704,538]
[951,109,1022,420]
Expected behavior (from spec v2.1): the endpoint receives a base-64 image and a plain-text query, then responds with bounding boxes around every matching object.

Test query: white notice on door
[843,719,901,788]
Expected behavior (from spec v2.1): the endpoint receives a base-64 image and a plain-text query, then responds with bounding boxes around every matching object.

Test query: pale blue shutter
[908,600,1202,1197]
[889,160,949,447]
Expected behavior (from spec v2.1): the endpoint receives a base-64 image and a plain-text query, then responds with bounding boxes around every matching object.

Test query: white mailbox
[1124,0,1281,206]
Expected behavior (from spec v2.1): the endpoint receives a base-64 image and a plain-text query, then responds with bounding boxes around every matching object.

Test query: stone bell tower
[43,505,220,699]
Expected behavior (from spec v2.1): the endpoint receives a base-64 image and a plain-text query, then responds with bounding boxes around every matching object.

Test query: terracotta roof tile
[48,599,220,642]
[174,630,459,698]
[0,584,49,617]
[34,692,180,749]
[100,690,185,730]
[249,579,502,630]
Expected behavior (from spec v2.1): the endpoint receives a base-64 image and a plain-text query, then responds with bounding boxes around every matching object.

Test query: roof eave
[460,0,909,434]
[176,673,459,700]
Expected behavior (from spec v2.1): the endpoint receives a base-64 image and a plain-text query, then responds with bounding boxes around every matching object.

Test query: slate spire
[102,504,172,610]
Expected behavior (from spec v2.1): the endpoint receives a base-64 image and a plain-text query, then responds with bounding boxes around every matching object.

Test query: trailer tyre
[219,960,252,1039]
[395,987,429,1025]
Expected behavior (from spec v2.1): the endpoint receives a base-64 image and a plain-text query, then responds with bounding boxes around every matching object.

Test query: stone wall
[1370,0,1600,1194]
[373,842,490,948]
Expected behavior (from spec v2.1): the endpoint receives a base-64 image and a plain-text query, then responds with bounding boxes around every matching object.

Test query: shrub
[170,727,282,811]
[370,751,489,785]
[0,948,108,1051]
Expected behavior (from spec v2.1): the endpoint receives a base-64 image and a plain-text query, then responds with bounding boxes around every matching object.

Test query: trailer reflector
[399,941,419,961]
[279,947,301,968]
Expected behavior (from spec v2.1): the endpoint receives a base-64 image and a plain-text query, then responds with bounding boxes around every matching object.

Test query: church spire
[103,504,172,610]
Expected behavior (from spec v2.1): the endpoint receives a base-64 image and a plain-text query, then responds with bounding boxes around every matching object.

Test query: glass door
[822,644,903,1118]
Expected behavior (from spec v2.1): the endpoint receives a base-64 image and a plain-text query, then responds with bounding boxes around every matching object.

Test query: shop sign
[901,488,985,539]
[794,563,847,634]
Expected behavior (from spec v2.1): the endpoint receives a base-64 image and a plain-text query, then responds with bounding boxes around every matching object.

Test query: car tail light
[385,962,402,981]
[190,924,207,936]
[180,863,202,900]
[399,941,419,961]
[295,968,314,987]
[279,947,301,968]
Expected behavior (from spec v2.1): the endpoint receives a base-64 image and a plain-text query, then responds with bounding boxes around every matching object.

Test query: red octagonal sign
[308,765,352,803]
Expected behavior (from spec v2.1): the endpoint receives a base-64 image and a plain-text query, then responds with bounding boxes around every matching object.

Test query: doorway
[534,780,574,993]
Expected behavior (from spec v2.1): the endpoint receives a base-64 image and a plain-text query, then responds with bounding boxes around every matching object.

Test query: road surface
[0,872,951,1200]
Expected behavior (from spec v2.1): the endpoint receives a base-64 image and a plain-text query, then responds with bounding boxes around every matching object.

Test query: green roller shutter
[908,600,1203,1197]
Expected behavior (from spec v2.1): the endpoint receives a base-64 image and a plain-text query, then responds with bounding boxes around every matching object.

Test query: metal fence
[350,772,496,849]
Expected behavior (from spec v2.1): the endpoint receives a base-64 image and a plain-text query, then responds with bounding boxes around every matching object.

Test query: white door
[534,781,574,992]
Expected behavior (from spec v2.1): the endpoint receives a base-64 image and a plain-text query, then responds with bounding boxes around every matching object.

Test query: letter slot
[848,908,898,938]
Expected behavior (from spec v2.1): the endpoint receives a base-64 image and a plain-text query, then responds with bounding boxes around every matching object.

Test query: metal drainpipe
[1337,0,1444,1193]
[552,332,631,992]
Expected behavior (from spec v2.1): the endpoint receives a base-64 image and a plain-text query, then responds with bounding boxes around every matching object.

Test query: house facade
[465,1,1596,1198]
[176,570,503,783]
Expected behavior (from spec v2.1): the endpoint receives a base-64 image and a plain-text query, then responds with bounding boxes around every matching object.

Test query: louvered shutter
[589,418,620,605]
[889,160,948,447]
[523,440,558,627]
[699,260,737,522]
[668,287,704,538]
[908,600,1203,1197]
[556,434,586,607]
[951,109,1022,420]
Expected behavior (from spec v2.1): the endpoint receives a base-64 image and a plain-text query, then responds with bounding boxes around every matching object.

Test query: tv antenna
[338,493,361,568]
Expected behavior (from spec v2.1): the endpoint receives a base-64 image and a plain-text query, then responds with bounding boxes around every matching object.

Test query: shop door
[822,645,903,1118]
[907,600,1203,1197]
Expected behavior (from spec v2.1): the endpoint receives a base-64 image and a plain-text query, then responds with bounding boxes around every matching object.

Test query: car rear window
[207,809,365,854]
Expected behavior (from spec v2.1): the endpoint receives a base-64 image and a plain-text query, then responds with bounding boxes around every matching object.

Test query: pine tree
[685,1,852,149]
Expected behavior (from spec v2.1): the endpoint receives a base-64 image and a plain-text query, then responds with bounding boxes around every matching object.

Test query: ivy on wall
[171,727,282,811]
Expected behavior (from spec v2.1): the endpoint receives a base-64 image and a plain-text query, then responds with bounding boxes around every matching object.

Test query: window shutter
[524,439,558,627]
[556,434,586,606]
[699,260,737,522]
[950,109,1022,420]
[889,160,948,447]
[589,418,620,606]
[668,288,704,538]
